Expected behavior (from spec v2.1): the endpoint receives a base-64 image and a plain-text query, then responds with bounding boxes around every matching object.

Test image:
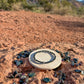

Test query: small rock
[17,53,22,57]
[42,78,51,83]
[56,50,60,53]
[13,82,16,84]
[15,73,22,78]
[28,73,35,78]
[16,61,21,66]
[17,56,21,59]
[62,73,66,80]
[13,71,18,77]
[74,69,81,73]
[64,52,69,57]
[20,75,26,79]
[22,55,26,58]
[21,51,24,54]
[25,77,29,83]
[7,74,14,79]
[19,60,23,64]
[79,61,83,66]
[73,58,78,63]
[81,70,84,75]
[75,63,79,67]
[71,61,75,66]
[19,79,24,84]
[54,72,57,77]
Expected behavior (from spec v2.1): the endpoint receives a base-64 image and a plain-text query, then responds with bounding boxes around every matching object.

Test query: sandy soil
[0,10,84,84]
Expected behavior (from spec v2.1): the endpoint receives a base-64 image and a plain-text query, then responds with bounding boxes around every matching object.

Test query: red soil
[0,10,84,84]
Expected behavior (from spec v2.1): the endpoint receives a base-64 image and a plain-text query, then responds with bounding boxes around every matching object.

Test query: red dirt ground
[0,10,84,84]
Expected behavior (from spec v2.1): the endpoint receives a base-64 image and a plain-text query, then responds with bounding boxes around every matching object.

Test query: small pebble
[20,75,26,79]
[25,77,29,83]
[19,79,24,84]
[28,73,35,78]
[54,72,57,77]
[62,73,66,80]
[16,61,21,66]
[21,51,24,54]
[60,53,64,57]
[13,71,18,77]
[22,55,26,58]
[64,52,69,57]
[73,58,78,63]
[71,61,75,66]
[79,61,83,66]
[81,70,84,75]
[56,50,60,53]
[7,74,14,79]
[19,60,23,64]
[74,69,81,73]
[15,73,22,78]
[17,56,21,59]
[75,63,79,67]
[13,82,16,84]
[42,78,51,83]
[17,53,22,57]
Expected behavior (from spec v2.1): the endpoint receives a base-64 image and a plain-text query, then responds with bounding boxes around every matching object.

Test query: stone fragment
[79,61,83,66]
[16,61,21,66]
[74,69,81,73]
[81,70,84,75]
[20,75,26,79]
[15,73,22,78]
[73,58,78,63]
[7,74,14,79]
[13,82,16,84]
[28,73,35,78]
[42,78,51,83]
[56,50,60,53]
[25,77,29,83]
[13,71,18,77]
[17,56,21,59]
[64,52,69,57]
[54,72,57,77]
[19,60,23,64]
[19,79,24,84]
